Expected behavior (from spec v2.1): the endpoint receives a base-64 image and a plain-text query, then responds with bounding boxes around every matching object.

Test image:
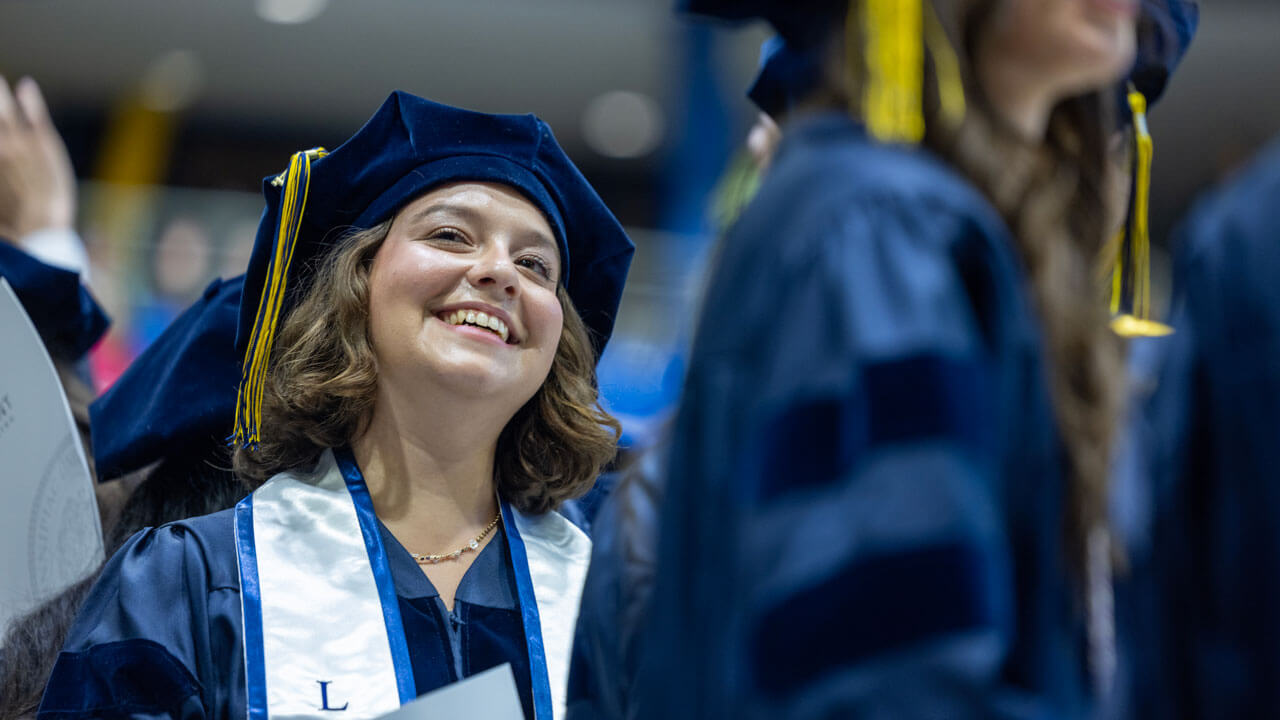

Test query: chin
[435,359,545,406]
[1059,32,1136,96]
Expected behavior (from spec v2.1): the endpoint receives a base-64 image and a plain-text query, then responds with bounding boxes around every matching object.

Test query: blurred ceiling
[0,0,1277,238]
[0,0,760,160]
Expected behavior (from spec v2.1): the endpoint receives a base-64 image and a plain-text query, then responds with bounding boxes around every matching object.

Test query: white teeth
[444,309,511,342]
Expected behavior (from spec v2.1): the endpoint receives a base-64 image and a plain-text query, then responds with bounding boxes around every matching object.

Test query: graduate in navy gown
[39,92,633,720]
[1130,131,1280,717]
[566,34,817,720]
[640,1,1138,717]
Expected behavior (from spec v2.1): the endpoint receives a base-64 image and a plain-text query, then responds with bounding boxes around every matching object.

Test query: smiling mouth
[440,309,511,343]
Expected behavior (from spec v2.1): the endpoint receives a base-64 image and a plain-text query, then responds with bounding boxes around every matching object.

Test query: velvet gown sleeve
[639,115,1083,720]
[38,510,245,720]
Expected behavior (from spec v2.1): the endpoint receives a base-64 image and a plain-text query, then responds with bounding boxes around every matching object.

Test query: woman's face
[366,182,564,411]
[983,0,1137,99]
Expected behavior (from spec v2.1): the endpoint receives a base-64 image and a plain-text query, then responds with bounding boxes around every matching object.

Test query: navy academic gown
[636,113,1091,719]
[1120,136,1280,719]
[566,451,664,720]
[38,499,539,719]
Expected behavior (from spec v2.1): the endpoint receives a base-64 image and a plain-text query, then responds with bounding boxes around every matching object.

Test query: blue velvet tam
[233,91,633,448]
[1123,0,1199,121]
[90,276,242,481]
[677,0,842,49]
[0,242,108,362]
[747,36,823,119]
[237,90,633,361]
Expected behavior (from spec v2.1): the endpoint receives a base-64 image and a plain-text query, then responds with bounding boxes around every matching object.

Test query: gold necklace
[410,512,501,565]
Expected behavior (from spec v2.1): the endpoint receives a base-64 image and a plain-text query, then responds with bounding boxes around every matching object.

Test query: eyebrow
[405,202,559,258]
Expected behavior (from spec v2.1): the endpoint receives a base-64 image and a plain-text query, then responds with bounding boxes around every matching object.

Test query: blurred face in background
[976,0,1137,133]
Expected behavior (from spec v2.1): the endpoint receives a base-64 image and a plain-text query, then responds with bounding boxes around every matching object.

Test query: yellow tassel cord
[922,0,966,130]
[233,147,327,448]
[858,0,925,144]
[1109,87,1172,337]
[711,152,764,234]
[848,0,964,143]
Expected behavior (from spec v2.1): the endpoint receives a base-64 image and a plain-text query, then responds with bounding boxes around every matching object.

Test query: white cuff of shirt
[18,227,91,281]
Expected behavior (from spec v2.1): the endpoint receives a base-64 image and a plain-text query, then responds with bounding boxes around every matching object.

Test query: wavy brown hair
[232,219,621,514]
[820,0,1126,580]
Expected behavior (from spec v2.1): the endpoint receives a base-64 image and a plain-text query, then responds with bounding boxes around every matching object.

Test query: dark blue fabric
[1121,136,1280,719]
[636,113,1086,719]
[89,276,242,481]
[239,91,634,359]
[38,640,202,719]
[747,36,821,120]
[567,449,665,720]
[1125,0,1199,119]
[0,242,108,362]
[676,0,842,50]
[753,353,990,502]
[751,541,1000,696]
[39,484,536,719]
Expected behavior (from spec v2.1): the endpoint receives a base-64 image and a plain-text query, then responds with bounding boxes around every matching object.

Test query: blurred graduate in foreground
[642,0,1139,717]
[40,92,632,720]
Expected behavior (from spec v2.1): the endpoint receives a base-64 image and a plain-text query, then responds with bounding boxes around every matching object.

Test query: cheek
[529,296,565,363]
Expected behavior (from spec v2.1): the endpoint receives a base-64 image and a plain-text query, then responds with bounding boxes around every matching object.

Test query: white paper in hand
[0,279,103,642]
[376,663,525,720]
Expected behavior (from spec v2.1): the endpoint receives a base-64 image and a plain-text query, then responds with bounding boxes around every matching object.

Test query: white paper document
[0,279,104,641]
[376,663,525,719]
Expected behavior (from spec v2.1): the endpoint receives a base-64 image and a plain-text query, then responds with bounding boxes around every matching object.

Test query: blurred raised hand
[0,76,77,242]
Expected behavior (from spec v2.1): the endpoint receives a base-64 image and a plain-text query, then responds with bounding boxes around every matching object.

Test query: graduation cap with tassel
[679,0,966,146]
[1107,0,1199,338]
[231,92,635,450]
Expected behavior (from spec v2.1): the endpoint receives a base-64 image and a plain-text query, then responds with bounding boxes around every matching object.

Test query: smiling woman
[38,92,633,720]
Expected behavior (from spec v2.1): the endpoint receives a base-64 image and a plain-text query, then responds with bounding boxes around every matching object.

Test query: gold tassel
[922,0,965,129]
[233,147,327,449]
[857,0,925,143]
[848,0,964,143]
[1110,86,1172,337]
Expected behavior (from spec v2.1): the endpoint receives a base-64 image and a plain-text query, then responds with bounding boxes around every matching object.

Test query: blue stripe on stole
[752,353,991,502]
[502,501,555,720]
[333,446,417,705]
[750,540,999,695]
[234,496,270,720]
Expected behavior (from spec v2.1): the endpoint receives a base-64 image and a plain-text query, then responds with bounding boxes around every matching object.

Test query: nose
[467,244,519,298]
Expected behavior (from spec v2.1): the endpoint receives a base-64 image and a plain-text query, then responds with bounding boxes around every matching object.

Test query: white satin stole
[233,448,591,720]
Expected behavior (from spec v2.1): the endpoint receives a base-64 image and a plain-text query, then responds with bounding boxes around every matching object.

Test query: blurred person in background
[0,277,245,720]
[1129,128,1280,716]
[641,0,1140,717]
[39,91,632,720]
[566,34,816,720]
[0,75,148,534]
